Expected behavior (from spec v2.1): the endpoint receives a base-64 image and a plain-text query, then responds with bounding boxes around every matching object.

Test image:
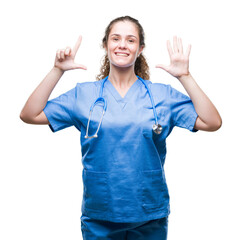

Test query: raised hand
[54,35,87,72]
[156,36,191,78]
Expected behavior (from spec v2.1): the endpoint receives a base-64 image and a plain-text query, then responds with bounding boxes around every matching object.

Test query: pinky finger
[186,44,192,57]
[56,50,61,60]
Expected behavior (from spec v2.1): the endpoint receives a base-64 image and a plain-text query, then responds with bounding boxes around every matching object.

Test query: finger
[178,37,183,54]
[173,36,178,53]
[60,49,65,60]
[167,40,173,58]
[56,49,61,60]
[72,35,82,57]
[155,64,169,72]
[73,63,87,70]
[185,44,192,57]
[65,47,71,56]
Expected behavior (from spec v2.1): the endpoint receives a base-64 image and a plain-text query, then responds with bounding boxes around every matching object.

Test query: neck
[108,65,137,89]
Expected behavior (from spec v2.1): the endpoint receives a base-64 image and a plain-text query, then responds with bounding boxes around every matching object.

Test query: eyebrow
[110,34,138,39]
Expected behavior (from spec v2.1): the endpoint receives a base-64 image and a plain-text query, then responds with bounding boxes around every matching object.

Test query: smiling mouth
[115,52,129,57]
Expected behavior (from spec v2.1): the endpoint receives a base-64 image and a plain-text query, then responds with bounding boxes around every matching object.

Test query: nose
[118,39,127,49]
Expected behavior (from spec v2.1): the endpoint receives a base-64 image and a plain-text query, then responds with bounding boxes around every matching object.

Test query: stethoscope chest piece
[153,123,162,135]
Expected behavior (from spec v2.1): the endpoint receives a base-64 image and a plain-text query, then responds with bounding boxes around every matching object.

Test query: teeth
[116,53,128,56]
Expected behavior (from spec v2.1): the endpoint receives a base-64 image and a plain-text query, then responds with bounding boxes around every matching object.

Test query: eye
[128,39,135,43]
[112,37,119,41]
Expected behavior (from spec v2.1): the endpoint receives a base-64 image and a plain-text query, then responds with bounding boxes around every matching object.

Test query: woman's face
[105,21,143,68]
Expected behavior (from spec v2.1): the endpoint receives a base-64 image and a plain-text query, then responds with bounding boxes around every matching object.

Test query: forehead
[109,21,139,37]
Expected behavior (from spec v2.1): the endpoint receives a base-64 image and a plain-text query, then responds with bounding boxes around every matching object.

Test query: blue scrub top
[43,77,198,223]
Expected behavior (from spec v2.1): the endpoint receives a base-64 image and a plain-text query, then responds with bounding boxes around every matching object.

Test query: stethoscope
[84,76,162,138]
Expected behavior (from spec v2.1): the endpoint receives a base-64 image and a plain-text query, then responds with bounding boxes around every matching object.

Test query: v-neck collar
[105,77,140,104]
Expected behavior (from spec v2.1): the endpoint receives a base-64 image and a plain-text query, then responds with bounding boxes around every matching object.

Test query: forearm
[20,67,64,121]
[178,73,222,130]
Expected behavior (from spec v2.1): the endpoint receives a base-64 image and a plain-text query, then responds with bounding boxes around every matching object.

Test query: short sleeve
[43,86,76,132]
[168,85,198,132]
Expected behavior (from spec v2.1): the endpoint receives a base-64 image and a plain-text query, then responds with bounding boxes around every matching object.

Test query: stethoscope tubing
[84,76,161,138]
[137,76,158,125]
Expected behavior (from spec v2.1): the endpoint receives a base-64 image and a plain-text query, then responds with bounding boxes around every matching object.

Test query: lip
[114,52,130,57]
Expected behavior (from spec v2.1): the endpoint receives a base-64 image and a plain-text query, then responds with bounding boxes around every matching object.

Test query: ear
[138,45,144,56]
[103,43,108,52]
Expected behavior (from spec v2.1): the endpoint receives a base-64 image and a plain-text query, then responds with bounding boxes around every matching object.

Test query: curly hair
[96,16,150,80]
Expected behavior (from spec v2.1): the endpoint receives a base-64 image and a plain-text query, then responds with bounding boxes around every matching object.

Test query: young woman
[20,16,222,240]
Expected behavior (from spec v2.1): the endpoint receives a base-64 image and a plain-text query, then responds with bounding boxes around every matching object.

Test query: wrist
[177,72,192,83]
[52,66,65,76]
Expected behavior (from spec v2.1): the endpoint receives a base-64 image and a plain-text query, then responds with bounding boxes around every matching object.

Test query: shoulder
[75,79,102,91]
[74,80,103,98]
[76,80,101,89]
[144,79,170,97]
[147,80,189,100]
[148,80,168,90]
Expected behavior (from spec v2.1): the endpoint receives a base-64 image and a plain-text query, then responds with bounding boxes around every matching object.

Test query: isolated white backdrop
[1,0,241,239]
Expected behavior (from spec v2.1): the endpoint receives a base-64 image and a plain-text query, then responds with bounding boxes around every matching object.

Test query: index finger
[167,40,173,58]
[72,35,82,57]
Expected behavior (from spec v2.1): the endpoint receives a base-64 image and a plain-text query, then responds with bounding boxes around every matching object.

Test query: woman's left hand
[156,36,191,78]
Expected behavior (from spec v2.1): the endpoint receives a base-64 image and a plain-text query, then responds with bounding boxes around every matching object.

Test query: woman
[20,16,222,240]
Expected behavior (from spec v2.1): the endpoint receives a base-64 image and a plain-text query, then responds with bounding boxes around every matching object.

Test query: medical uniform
[43,76,198,238]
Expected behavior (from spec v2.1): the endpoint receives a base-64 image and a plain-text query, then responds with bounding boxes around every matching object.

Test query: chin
[111,60,136,69]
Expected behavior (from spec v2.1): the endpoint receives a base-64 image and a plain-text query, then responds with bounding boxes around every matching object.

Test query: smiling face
[105,21,144,69]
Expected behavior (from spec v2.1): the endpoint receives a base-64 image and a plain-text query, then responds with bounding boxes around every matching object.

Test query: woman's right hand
[54,35,87,72]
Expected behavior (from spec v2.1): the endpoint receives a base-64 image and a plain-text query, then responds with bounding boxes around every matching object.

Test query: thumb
[72,63,87,70]
[155,64,169,72]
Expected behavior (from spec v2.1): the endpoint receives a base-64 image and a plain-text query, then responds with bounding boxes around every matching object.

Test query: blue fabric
[43,76,198,223]
[81,214,168,240]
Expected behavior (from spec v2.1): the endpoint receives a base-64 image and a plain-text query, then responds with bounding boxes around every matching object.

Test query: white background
[1,0,241,239]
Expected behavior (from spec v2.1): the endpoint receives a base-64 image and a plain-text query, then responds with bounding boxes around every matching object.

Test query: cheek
[130,46,140,57]
[107,41,117,51]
